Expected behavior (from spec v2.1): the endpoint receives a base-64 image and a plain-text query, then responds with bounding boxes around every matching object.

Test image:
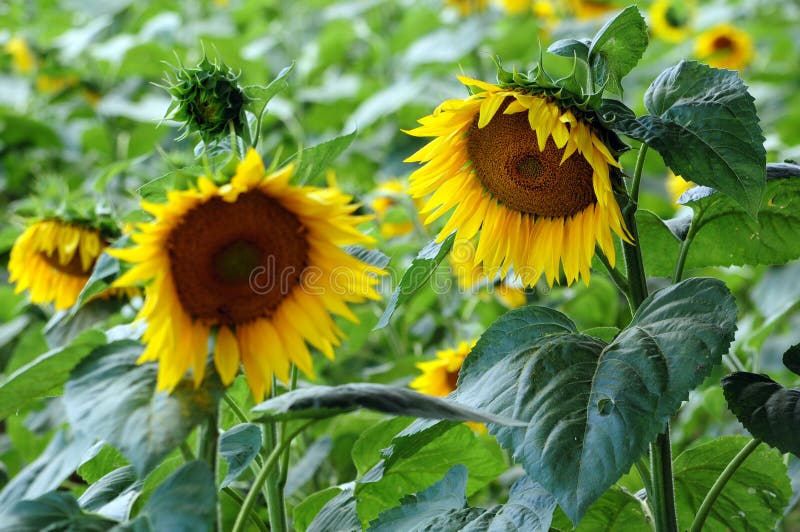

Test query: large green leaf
[0,491,117,531]
[638,173,800,276]
[0,330,106,420]
[368,465,556,532]
[295,487,350,532]
[374,232,456,330]
[121,461,216,532]
[286,129,357,185]
[613,61,765,215]
[452,278,736,523]
[673,436,791,531]
[570,487,650,531]
[355,422,506,525]
[307,489,361,532]
[218,423,262,488]
[587,6,648,95]
[63,341,222,476]
[250,382,523,426]
[722,346,800,457]
[77,465,140,522]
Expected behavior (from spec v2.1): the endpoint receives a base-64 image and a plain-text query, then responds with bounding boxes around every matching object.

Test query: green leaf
[0,491,117,531]
[250,382,524,426]
[374,232,456,330]
[287,129,357,185]
[77,465,140,522]
[74,246,125,310]
[638,175,800,276]
[355,423,506,525]
[63,341,222,476]
[294,487,346,532]
[77,445,130,484]
[614,61,765,215]
[587,6,648,95]
[368,466,556,532]
[547,38,590,64]
[570,487,650,531]
[722,370,800,457]
[219,423,262,488]
[0,330,106,420]
[307,489,361,532]
[285,436,333,497]
[0,429,97,512]
[345,245,391,269]
[248,63,294,105]
[452,278,736,523]
[673,436,791,531]
[352,417,413,477]
[123,461,216,532]
[44,299,124,348]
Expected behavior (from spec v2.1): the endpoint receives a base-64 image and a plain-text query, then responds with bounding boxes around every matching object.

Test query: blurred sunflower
[110,149,384,400]
[494,283,527,308]
[370,179,418,238]
[567,0,617,19]
[4,36,37,74]
[9,220,105,310]
[405,76,630,287]
[666,171,693,205]
[35,73,79,95]
[411,340,475,397]
[649,0,694,43]
[499,0,530,15]
[695,23,754,71]
[446,0,489,15]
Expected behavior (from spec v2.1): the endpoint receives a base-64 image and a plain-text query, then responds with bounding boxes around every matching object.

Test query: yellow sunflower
[666,170,693,205]
[446,0,489,15]
[4,37,37,74]
[494,283,527,308]
[499,0,531,15]
[649,0,694,43]
[370,179,418,239]
[110,149,384,401]
[405,76,630,287]
[411,340,475,397]
[695,23,754,71]
[567,0,618,19]
[9,220,105,310]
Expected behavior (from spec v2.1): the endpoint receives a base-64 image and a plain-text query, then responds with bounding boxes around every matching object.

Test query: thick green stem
[278,366,299,499]
[595,244,631,306]
[223,488,269,532]
[622,144,678,532]
[197,405,221,532]
[264,377,287,532]
[231,420,315,532]
[689,439,761,532]
[672,211,702,284]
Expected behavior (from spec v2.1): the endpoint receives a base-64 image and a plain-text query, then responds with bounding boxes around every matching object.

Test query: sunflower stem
[672,208,702,283]
[223,487,269,532]
[595,244,630,303]
[623,143,678,532]
[198,404,221,532]
[264,377,288,532]
[231,420,315,532]
[278,366,298,500]
[688,439,761,532]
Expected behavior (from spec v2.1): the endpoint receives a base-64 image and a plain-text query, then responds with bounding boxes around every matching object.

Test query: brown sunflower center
[445,368,460,393]
[466,98,597,218]
[711,35,735,52]
[39,249,94,277]
[167,190,308,327]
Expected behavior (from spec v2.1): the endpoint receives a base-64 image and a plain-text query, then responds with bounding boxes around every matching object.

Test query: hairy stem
[688,439,761,532]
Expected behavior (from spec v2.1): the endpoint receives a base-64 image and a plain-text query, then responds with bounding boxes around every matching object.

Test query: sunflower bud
[163,56,249,142]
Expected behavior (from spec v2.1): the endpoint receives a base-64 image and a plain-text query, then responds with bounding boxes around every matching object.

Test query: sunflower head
[370,179,418,238]
[411,340,475,397]
[163,56,250,142]
[9,220,107,310]
[666,170,693,205]
[445,0,489,16]
[111,149,384,401]
[405,74,631,287]
[500,0,531,15]
[4,36,37,74]
[695,23,754,71]
[649,0,694,43]
[568,0,618,19]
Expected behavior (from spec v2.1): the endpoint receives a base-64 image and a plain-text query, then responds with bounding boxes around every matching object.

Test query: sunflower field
[2,0,800,530]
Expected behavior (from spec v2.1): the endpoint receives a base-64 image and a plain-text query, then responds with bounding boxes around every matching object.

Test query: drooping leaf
[568,487,650,531]
[355,423,506,525]
[121,461,216,532]
[78,465,141,522]
[63,341,223,476]
[588,6,648,95]
[73,247,124,310]
[345,245,391,269]
[295,487,347,532]
[368,466,556,532]
[219,423,262,488]
[0,330,106,420]
[250,382,523,426]
[0,429,98,513]
[287,129,357,185]
[307,488,361,532]
[547,38,590,64]
[613,61,765,215]
[638,174,800,276]
[672,436,791,531]
[374,232,456,330]
[450,278,736,523]
[722,370,800,457]
[0,491,117,531]
[285,436,333,497]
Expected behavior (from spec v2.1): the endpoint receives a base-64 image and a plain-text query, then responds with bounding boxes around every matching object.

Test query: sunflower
[649,0,694,43]
[411,340,475,397]
[494,283,527,308]
[405,76,630,287]
[110,149,384,401]
[567,0,618,19]
[666,171,693,205]
[445,0,489,15]
[9,220,105,310]
[4,37,37,74]
[370,179,418,239]
[499,0,531,15]
[695,23,754,71]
